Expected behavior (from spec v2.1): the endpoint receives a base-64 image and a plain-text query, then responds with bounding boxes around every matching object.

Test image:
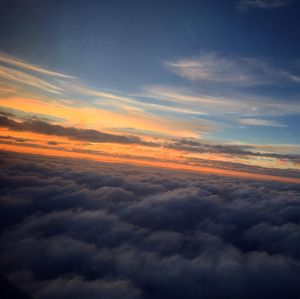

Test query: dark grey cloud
[47,141,65,146]
[0,135,33,143]
[0,150,300,299]
[166,138,258,155]
[165,138,300,165]
[0,115,156,146]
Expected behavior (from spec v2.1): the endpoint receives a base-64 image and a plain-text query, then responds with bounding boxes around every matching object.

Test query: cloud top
[0,151,300,299]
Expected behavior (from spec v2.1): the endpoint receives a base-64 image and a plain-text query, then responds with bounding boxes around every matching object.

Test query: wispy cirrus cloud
[0,52,75,79]
[62,81,207,117]
[140,85,300,117]
[165,53,300,86]
[161,53,300,129]
[0,65,63,94]
[237,0,294,10]
[0,52,208,123]
[166,53,260,85]
[0,52,214,138]
[238,118,286,127]
[0,52,77,95]
[1,51,298,131]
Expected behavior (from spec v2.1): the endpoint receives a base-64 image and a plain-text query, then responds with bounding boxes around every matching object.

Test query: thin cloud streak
[141,86,300,117]
[238,118,286,127]
[65,82,207,116]
[0,52,75,79]
[0,52,298,131]
[0,65,63,95]
[0,115,156,146]
[166,53,300,86]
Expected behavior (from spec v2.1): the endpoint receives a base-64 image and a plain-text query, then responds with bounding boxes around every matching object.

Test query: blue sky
[0,0,299,155]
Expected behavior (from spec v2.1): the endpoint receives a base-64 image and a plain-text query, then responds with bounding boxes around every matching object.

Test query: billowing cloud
[0,151,300,299]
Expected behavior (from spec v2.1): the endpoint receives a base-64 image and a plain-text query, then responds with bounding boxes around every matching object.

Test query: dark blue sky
[1,0,299,87]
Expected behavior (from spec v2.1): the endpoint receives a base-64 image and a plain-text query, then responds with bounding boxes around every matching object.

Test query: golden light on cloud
[0,52,299,184]
[0,97,207,138]
[0,141,299,184]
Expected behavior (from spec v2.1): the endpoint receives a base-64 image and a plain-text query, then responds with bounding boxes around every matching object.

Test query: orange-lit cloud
[0,52,299,182]
[0,97,212,138]
[1,141,299,184]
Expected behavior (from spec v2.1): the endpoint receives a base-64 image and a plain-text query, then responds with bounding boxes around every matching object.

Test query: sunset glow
[0,2,300,298]
[0,66,299,181]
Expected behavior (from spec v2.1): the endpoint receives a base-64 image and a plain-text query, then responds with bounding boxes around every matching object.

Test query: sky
[0,0,300,181]
[1,2,300,298]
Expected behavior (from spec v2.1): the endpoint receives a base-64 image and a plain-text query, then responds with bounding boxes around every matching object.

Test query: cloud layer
[0,151,300,299]
[1,109,299,175]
